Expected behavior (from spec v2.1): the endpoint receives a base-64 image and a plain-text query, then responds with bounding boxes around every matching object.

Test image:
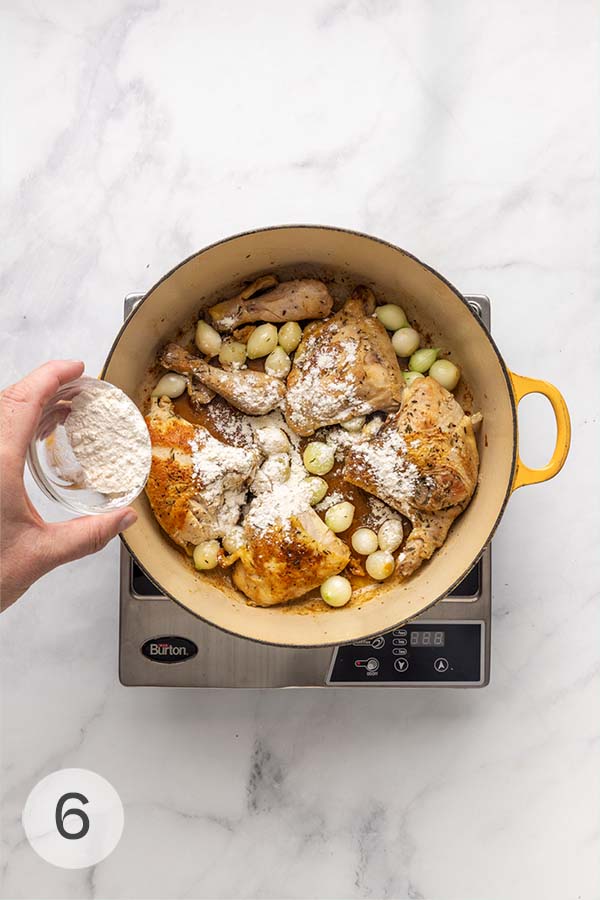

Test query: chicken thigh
[232,508,351,606]
[161,344,285,415]
[284,286,404,435]
[145,397,260,550]
[343,377,480,577]
[207,277,333,332]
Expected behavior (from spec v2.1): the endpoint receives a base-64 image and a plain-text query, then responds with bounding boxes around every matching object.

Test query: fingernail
[119,510,137,531]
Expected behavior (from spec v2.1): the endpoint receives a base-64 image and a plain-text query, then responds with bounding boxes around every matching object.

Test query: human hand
[0,361,137,612]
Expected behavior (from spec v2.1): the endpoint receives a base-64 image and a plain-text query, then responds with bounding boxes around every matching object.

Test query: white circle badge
[22,768,124,869]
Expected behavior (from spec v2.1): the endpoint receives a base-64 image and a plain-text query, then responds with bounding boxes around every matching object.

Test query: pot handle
[509,371,571,491]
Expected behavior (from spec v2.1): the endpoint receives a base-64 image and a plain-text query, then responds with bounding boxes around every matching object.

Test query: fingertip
[60,359,85,378]
[118,508,138,532]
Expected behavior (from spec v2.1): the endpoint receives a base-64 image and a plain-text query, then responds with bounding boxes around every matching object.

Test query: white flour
[189,430,258,526]
[245,444,314,534]
[315,490,344,512]
[347,428,422,505]
[58,383,151,496]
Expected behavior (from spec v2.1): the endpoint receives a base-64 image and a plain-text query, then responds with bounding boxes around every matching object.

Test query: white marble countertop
[2,1,599,898]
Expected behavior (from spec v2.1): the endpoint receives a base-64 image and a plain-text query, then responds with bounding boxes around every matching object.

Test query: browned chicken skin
[343,377,480,577]
[144,397,259,549]
[207,277,334,332]
[160,343,285,415]
[232,508,351,606]
[284,286,404,435]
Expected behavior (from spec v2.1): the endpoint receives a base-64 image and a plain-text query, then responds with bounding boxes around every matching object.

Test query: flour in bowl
[54,383,151,497]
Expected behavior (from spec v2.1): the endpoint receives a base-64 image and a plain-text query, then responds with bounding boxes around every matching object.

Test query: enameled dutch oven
[102,226,571,647]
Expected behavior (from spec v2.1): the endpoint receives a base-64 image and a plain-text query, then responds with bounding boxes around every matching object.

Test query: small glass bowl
[27,377,151,515]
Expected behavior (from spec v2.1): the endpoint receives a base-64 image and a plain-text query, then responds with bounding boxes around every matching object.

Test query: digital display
[410,630,445,647]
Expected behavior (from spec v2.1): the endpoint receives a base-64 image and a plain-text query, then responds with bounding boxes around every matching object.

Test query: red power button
[354,657,380,675]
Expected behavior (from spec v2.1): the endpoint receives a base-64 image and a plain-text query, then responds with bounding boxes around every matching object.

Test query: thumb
[46,508,138,567]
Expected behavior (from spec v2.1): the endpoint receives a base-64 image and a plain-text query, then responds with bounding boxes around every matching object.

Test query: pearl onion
[303,441,335,475]
[222,527,245,554]
[341,416,366,433]
[408,348,439,373]
[152,373,187,399]
[246,324,278,359]
[429,359,461,391]
[262,453,290,483]
[375,304,408,331]
[392,327,420,358]
[278,321,303,353]
[304,476,328,505]
[320,575,352,607]
[362,416,384,438]
[219,340,247,369]
[377,520,404,552]
[403,371,425,387]
[325,502,355,533]
[265,346,292,378]
[351,527,379,555]
[193,540,220,570]
[195,321,222,357]
[255,426,290,456]
[253,454,291,493]
[365,550,395,581]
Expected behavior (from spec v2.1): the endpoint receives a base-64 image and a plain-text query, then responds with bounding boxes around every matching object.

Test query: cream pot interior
[103,226,516,647]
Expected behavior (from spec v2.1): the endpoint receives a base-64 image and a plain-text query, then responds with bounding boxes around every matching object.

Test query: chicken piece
[284,286,404,435]
[186,376,215,410]
[343,377,480,578]
[144,397,260,550]
[207,278,333,332]
[232,508,351,606]
[160,343,285,415]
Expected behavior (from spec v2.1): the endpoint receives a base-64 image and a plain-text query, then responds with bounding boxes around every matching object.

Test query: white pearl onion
[376,304,408,331]
[429,359,461,391]
[193,540,220,570]
[351,527,379,555]
[303,442,335,475]
[377,519,404,552]
[325,501,355,533]
[409,348,439,373]
[362,416,384,438]
[265,346,292,378]
[222,527,245,554]
[246,323,278,359]
[365,550,395,581]
[151,373,187,399]
[320,575,352,607]
[341,416,366,432]
[403,371,425,387]
[195,320,222,357]
[219,340,247,368]
[392,327,420,358]
[255,425,290,456]
[278,321,303,353]
[304,476,328,505]
[261,453,291,484]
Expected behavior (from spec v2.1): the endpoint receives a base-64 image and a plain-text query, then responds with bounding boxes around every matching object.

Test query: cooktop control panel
[326,622,484,685]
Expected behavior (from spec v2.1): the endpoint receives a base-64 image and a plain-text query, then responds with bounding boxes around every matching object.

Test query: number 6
[55,792,90,840]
